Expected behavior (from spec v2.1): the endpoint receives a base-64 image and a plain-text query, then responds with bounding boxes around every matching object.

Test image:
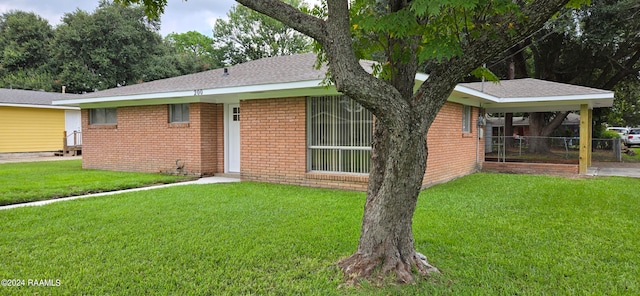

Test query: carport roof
[453,79,614,112]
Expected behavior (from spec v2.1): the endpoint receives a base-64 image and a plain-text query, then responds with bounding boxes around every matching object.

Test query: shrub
[600,130,623,139]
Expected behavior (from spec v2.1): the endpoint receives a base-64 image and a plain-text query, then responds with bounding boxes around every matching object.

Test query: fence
[485,136,622,163]
[63,131,82,156]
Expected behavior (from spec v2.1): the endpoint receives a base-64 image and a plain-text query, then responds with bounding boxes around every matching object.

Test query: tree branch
[236,0,327,42]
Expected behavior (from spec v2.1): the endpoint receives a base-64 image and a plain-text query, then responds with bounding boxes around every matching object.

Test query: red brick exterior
[81,103,224,175]
[240,97,308,184]
[241,97,483,191]
[482,162,578,175]
[424,103,483,188]
[84,98,483,191]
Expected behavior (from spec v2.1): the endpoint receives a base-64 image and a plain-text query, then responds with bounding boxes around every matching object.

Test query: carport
[449,78,615,174]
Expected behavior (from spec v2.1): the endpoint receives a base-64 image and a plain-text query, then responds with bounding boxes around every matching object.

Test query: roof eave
[53,79,335,107]
[0,103,80,110]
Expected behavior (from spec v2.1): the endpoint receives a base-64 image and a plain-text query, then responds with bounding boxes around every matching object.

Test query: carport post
[579,104,592,174]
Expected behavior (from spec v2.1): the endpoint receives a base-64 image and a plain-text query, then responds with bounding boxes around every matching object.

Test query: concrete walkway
[0,176,240,211]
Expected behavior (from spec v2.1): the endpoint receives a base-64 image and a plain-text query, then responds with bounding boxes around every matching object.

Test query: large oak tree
[119,0,579,284]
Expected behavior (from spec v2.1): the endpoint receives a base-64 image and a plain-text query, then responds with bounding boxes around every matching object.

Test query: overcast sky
[0,0,320,37]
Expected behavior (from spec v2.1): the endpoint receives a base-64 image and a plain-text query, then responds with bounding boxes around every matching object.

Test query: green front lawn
[0,160,192,206]
[1,174,638,295]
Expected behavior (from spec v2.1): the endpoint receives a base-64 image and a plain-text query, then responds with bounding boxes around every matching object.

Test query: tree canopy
[485,0,640,134]
[165,31,224,69]
[49,1,168,93]
[0,1,318,93]
[0,11,55,90]
[212,0,312,65]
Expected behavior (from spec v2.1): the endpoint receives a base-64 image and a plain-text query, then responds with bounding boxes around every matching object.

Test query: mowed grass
[1,174,639,295]
[0,160,192,206]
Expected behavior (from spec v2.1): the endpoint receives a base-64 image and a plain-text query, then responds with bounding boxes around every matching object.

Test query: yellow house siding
[0,106,65,152]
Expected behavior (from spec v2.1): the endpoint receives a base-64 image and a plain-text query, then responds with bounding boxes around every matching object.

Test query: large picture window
[169,104,189,123]
[89,108,117,125]
[307,96,373,173]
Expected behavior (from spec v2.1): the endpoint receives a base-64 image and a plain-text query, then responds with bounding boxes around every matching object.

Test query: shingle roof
[0,88,80,106]
[459,78,612,98]
[79,53,335,99]
[52,53,613,111]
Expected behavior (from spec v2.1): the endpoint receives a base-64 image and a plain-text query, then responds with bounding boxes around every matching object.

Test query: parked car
[607,127,630,144]
[627,128,640,147]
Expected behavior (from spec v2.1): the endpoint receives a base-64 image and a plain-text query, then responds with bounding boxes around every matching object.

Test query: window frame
[89,108,117,125]
[169,103,190,123]
[307,95,373,174]
[462,105,472,134]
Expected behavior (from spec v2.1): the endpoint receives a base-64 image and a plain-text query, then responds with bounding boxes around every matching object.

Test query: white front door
[227,104,241,173]
[64,110,81,146]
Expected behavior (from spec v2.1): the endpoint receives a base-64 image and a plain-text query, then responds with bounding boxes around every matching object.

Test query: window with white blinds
[307,96,373,173]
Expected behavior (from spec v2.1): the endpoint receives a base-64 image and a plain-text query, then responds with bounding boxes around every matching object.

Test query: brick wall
[82,103,223,175]
[482,162,579,175]
[423,103,483,188]
[240,97,308,184]
[241,97,482,191]
[82,98,482,190]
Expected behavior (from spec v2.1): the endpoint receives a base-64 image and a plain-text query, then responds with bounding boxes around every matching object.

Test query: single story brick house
[1,88,81,153]
[54,53,614,190]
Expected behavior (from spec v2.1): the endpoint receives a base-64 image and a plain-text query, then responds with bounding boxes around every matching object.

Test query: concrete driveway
[588,162,640,178]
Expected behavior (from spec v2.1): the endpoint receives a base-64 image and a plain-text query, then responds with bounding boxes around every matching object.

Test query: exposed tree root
[337,251,439,286]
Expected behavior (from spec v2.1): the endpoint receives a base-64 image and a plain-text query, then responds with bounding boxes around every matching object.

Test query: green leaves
[349,0,526,65]
[470,66,499,82]
[410,0,481,17]
[212,0,312,65]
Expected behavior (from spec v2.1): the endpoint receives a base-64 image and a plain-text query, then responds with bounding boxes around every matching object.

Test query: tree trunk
[528,113,550,154]
[505,113,514,148]
[528,111,570,154]
[337,114,438,284]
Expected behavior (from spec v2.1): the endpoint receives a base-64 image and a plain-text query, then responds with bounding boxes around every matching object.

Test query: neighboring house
[54,54,614,190]
[0,89,81,153]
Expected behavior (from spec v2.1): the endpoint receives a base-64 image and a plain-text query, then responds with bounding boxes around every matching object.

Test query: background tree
[0,11,55,91]
[166,31,221,64]
[144,32,225,81]
[212,0,312,65]
[50,1,165,93]
[608,78,640,127]
[487,0,640,148]
[118,0,579,285]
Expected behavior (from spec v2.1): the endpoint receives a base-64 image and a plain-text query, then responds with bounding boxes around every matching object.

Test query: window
[232,106,240,121]
[89,108,117,125]
[169,104,189,123]
[462,105,472,133]
[307,96,373,173]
